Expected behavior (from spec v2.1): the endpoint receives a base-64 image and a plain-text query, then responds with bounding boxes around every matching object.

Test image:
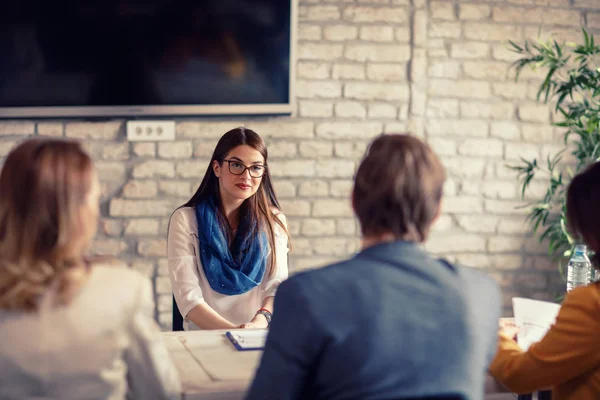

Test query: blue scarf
[195,198,268,295]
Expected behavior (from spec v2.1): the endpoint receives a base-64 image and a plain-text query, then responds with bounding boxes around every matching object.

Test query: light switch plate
[126,120,176,141]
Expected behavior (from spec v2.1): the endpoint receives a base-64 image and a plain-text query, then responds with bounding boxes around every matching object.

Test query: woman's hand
[238,313,269,329]
[499,318,519,341]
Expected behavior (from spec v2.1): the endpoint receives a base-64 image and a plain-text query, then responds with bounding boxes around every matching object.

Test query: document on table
[225,329,268,351]
[512,297,561,351]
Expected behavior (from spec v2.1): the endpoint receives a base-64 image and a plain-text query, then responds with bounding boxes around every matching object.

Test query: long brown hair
[566,161,600,269]
[182,127,289,276]
[0,138,96,310]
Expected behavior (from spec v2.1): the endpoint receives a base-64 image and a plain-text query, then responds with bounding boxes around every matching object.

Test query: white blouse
[167,207,289,330]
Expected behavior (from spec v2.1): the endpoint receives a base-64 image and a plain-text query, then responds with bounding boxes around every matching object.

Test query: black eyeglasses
[222,159,267,178]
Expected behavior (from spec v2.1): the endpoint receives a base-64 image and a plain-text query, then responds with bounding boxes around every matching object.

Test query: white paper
[512,297,561,351]
[226,329,268,350]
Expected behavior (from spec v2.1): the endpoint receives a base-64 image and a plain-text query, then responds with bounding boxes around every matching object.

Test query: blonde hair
[0,138,96,311]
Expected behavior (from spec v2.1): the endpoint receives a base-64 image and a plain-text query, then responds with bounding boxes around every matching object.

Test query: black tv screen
[0,0,295,118]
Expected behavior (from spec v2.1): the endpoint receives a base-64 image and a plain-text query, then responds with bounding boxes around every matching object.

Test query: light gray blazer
[0,265,181,400]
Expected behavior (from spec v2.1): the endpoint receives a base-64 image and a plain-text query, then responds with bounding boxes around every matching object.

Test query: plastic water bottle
[566,244,592,292]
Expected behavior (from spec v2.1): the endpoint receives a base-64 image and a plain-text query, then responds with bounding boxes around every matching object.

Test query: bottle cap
[574,244,587,255]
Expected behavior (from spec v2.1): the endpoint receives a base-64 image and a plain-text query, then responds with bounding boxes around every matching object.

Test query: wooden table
[161,330,262,400]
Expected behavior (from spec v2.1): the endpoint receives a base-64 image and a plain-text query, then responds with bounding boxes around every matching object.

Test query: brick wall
[2,0,600,325]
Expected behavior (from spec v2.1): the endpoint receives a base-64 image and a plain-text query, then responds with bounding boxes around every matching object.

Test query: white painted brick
[312,237,352,256]
[541,9,581,26]
[130,261,155,278]
[428,60,461,79]
[335,101,367,118]
[298,24,322,40]
[280,199,311,216]
[360,26,394,41]
[343,6,408,23]
[37,122,63,136]
[488,236,523,253]
[302,219,336,236]
[96,162,127,181]
[299,141,333,157]
[367,63,407,81]
[427,119,489,137]
[125,219,160,236]
[332,63,365,80]
[430,215,453,232]
[491,121,521,140]
[132,160,175,178]
[414,7,429,46]
[157,295,172,313]
[429,47,449,58]
[337,219,357,236]
[461,101,515,120]
[429,79,491,99]
[590,13,600,29]
[463,61,508,80]
[493,6,543,24]
[110,199,173,217]
[91,239,128,256]
[100,219,124,236]
[451,42,490,59]
[492,45,521,62]
[316,121,382,139]
[102,143,130,161]
[454,254,492,269]
[155,275,172,294]
[297,80,343,99]
[65,121,122,140]
[159,181,192,197]
[299,180,329,197]
[292,257,338,272]
[521,124,553,142]
[175,161,207,179]
[0,121,35,135]
[334,142,369,158]
[484,199,528,215]
[497,218,528,235]
[483,181,518,199]
[458,138,503,157]
[429,22,462,38]
[123,181,158,198]
[464,23,522,42]
[287,220,301,237]
[523,27,582,44]
[441,157,487,178]
[324,25,358,41]
[298,43,344,60]
[345,82,410,101]
[426,99,460,118]
[345,44,411,62]
[427,138,458,156]
[395,26,411,42]
[460,4,491,20]
[297,62,330,79]
[574,0,600,7]
[270,141,298,158]
[133,143,156,157]
[316,159,356,178]
[385,122,410,134]
[519,103,550,123]
[177,122,244,139]
[248,122,316,140]
[269,160,315,178]
[300,5,341,20]
[426,234,486,253]
[273,180,296,198]
[299,100,334,118]
[443,196,484,214]
[313,199,353,217]
[457,215,499,233]
[138,239,167,257]
[368,103,397,118]
[431,1,456,20]
[492,83,529,100]
[0,141,18,157]
[158,142,192,159]
[504,142,539,161]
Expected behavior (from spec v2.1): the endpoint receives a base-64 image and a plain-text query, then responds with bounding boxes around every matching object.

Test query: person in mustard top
[490,161,600,400]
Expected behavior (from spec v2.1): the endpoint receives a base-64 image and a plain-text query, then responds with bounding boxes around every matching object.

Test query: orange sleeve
[489,285,600,394]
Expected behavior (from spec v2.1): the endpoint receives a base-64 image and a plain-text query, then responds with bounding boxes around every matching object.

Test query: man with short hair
[246,134,501,400]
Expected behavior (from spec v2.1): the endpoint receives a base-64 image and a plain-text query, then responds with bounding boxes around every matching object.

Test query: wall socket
[126,120,176,142]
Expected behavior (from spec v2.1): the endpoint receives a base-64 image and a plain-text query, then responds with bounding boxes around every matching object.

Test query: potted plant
[508,29,600,276]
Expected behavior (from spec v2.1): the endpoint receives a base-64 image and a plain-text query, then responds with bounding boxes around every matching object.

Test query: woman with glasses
[168,127,290,330]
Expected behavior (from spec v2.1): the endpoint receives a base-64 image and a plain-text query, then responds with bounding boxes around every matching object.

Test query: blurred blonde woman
[0,139,180,400]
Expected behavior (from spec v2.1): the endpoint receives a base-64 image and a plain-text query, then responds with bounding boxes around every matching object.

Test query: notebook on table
[225,329,268,351]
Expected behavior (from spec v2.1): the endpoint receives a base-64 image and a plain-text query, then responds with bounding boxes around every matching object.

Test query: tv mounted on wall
[0,0,297,118]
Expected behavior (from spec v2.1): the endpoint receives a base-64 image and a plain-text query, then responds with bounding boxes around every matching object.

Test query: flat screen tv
[0,0,296,118]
